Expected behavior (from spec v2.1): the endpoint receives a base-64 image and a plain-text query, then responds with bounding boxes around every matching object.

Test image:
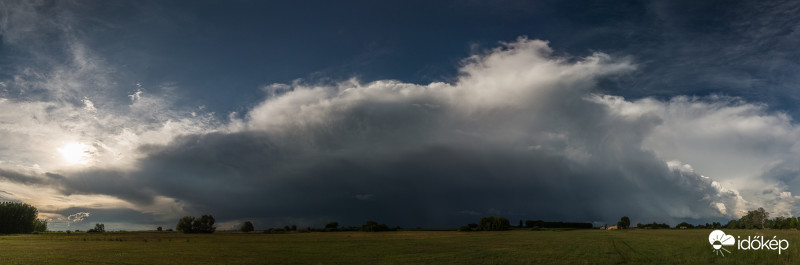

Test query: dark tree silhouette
[176,216,195,233]
[176,215,216,233]
[324,222,339,231]
[87,223,105,233]
[192,215,216,233]
[0,202,41,234]
[240,221,255,232]
[617,216,631,229]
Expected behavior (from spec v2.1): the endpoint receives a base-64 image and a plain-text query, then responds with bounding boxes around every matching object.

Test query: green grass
[0,229,797,264]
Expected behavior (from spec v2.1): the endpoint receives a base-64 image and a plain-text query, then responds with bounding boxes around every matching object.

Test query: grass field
[0,229,798,264]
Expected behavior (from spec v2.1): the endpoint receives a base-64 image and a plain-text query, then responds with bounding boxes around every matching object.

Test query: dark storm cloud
[127,131,729,227]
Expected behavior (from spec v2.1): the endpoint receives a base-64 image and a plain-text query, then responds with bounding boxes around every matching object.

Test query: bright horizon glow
[57,142,93,166]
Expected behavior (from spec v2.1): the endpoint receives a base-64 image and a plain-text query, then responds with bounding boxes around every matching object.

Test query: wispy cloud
[66,212,90,227]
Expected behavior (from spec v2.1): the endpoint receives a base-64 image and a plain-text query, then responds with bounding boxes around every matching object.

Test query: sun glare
[58,142,93,165]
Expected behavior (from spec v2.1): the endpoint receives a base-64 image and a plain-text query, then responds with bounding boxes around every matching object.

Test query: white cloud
[67,212,90,225]
[595,93,800,217]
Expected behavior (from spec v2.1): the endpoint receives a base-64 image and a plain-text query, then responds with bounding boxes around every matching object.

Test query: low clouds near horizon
[3,34,800,229]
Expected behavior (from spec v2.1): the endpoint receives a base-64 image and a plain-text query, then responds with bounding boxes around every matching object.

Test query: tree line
[0,202,47,234]
[723,207,800,230]
[458,216,511,231]
[256,220,397,233]
[8,202,791,234]
[626,208,798,230]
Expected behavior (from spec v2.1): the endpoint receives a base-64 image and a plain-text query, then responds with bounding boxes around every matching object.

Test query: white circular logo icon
[709,230,735,256]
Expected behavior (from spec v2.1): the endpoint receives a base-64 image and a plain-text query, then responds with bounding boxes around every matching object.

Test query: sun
[58,142,94,165]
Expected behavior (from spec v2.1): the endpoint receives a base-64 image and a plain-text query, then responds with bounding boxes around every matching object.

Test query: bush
[458,225,473,232]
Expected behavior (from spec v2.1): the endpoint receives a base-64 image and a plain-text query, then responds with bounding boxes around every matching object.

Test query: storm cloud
[2,38,758,228]
[3,1,800,230]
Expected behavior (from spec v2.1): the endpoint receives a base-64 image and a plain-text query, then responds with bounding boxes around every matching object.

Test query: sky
[1,0,800,231]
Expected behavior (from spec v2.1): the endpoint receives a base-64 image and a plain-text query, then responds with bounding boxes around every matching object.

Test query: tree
[176,216,195,233]
[157,226,163,232]
[741,208,769,229]
[240,221,254,232]
[756,208,769,229]
[33,219,47,233]
[87,223,105,233]
[192,215,216,233]
[617,216,631,229]
[479,217,510,231]
[0,202,39,234]
[177,215,216,233]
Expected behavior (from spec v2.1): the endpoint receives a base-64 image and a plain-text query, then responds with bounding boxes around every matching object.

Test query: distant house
[606,225,618,230]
